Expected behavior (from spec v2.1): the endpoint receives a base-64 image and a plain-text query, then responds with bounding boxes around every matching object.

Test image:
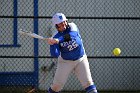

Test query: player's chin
[62,27,67,32]
[61,25,67,31]
[58,28,66,32]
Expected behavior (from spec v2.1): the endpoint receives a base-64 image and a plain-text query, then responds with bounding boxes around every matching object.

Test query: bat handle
[42,38,49,40]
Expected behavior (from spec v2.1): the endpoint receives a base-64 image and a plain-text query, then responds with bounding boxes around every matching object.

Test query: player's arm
[47,35,60,57]
[47,31,77,45]
[57,31,78,43]
[47,38,59,45]
[50,44,60,57]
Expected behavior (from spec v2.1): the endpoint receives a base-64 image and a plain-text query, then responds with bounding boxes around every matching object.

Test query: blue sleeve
[69,31,78,37]
[50,44,60,58]
[57,36,64,43]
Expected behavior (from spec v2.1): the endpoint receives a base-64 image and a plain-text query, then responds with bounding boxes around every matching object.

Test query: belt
[72,55,83,61]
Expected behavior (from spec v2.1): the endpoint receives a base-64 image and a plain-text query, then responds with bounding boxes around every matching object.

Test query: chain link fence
[0,0,140,93]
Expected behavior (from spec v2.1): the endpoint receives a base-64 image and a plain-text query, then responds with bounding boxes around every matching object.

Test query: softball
[113,48,121,56]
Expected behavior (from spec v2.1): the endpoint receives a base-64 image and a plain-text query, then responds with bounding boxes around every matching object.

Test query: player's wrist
[54,39,59,44]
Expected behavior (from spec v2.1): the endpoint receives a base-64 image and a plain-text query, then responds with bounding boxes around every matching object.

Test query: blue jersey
[50,23,85,60]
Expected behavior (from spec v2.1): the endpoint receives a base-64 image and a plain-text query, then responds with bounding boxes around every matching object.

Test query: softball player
[47,13,98,93]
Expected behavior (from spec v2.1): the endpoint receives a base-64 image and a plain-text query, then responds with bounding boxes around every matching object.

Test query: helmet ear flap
[55,24,59,28]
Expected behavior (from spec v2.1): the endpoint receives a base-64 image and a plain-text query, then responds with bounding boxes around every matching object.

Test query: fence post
[34,0,39,88]
[13,0,18,46]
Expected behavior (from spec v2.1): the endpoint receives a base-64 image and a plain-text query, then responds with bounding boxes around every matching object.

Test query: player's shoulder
[68,22,78,32]
[51,31,59,38]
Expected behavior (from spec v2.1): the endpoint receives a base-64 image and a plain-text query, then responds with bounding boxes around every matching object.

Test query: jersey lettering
[60,40,78,51]
[67,41,78,51]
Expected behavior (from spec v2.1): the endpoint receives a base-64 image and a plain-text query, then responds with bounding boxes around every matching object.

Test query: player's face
[56,21,68,32]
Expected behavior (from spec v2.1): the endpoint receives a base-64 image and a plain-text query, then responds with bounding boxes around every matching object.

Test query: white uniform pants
[51,55,94,92]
